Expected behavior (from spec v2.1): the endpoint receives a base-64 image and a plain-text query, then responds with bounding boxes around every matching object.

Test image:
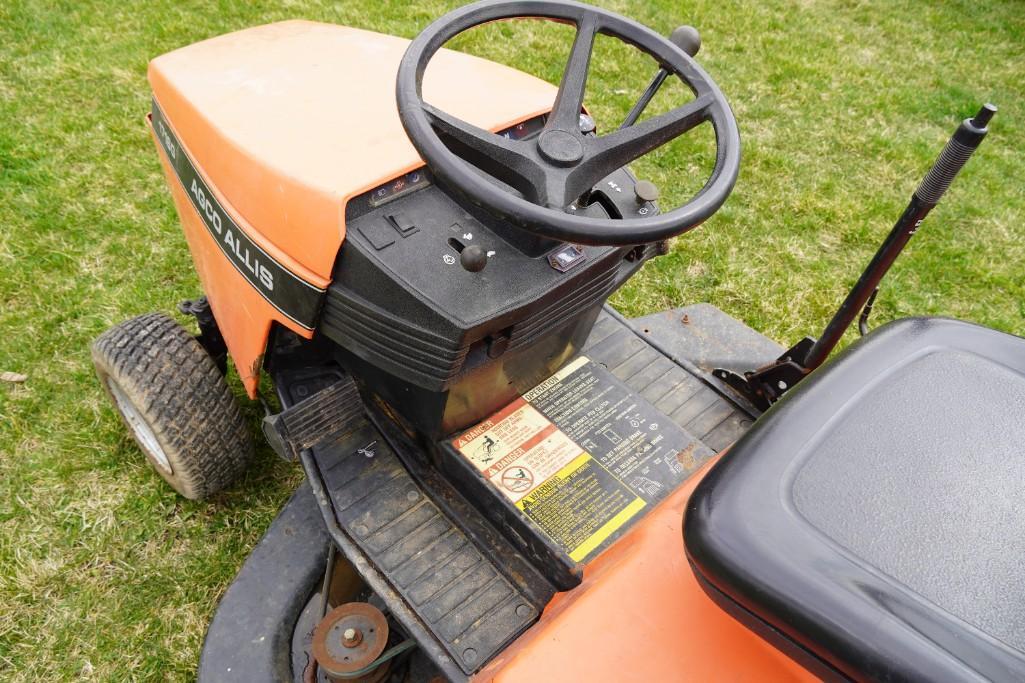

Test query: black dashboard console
[321,0,743,439]
[322,120,661,438]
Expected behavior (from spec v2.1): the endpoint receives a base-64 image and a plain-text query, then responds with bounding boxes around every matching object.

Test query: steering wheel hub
[537,129,584,166]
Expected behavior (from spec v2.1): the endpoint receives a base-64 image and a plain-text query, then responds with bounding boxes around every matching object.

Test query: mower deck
[199,303,782,682]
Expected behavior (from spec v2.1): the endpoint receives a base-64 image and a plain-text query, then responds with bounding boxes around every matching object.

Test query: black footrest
[301,421,539,680]
[263,376,365,460]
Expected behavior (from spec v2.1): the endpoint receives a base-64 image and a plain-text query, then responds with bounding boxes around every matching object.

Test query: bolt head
[340,627,363,647]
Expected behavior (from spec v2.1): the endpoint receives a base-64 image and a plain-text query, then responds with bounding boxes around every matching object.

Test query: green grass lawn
[1,0,1022,679]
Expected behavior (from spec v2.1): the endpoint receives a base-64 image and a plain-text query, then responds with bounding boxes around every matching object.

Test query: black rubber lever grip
[914,103,996,205]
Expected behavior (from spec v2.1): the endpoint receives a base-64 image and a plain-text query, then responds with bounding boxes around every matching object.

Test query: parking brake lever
[620,25,701,129]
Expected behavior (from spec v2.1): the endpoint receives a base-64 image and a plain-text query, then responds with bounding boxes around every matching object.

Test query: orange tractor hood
[147,20,557,393]
[149,19,558,281]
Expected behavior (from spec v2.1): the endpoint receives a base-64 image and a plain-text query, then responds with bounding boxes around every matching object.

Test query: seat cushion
[685,317,1025,682]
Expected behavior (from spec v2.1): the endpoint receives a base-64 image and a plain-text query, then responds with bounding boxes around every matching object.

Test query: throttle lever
[621,25,701,129]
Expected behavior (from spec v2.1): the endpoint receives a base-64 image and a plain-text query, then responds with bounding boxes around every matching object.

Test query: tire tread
[92,312,254,499]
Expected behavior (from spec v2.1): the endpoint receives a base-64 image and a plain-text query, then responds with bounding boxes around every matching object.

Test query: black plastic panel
[686,317,1025,682]
[325,184,637,388]
[322,162,658,438]
[197,483,329,683]
[308,424,538,676]
[437,308,756,588]
[588,309,756,450]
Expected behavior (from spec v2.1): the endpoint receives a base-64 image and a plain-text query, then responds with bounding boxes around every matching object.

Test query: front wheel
[92,312,254,499]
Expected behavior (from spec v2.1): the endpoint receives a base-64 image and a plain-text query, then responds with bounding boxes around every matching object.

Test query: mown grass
[1,0,1022,679]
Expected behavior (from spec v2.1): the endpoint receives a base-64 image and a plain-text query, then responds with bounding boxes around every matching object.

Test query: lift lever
[715,103,996,411]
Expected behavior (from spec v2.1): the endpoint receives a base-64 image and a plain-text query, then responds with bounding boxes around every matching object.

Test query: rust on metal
[342,627,363,647]
[311,602,390,682]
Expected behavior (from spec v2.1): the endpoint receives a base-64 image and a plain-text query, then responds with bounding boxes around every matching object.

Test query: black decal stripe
[150,99,324,330]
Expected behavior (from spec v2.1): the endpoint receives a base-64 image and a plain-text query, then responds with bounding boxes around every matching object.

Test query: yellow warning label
[515,453,645,561]
[453,358,647,562]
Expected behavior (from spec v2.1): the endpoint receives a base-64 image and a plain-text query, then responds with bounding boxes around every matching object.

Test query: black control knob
[460,244,488,272]
[634,180,660,203]
[669,25,701,57]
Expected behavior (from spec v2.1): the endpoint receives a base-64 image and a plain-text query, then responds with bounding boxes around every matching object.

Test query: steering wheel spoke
[574,93,714,191]
[547,17,599,132]
[423,103,546,198]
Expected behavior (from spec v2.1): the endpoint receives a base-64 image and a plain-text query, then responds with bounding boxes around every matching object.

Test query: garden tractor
[91,1,1021,680]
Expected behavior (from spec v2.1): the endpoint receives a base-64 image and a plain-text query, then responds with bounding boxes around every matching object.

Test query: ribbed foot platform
[306,422,537,678]
[585,305,777,451]
[284,304,773,681]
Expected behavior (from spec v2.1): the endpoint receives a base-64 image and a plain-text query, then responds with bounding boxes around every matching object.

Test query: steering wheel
[396,0,741,247]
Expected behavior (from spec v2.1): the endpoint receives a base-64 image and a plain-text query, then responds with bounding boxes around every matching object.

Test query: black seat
[685,317,1025,682]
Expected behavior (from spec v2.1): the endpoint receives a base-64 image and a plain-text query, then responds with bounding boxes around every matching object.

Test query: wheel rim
[107,378,173,475]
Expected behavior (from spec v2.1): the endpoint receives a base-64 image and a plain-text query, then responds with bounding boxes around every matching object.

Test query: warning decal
[517,453,645,562]
[453,355,710,563]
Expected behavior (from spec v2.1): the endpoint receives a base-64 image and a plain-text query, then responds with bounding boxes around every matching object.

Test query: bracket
[178,296,228,374]
[713,337,815,411]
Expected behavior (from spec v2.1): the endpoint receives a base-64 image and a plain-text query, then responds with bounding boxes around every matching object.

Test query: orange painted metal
[147,21,557,394]
[151,142,278,389]
[477,454,817,682]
